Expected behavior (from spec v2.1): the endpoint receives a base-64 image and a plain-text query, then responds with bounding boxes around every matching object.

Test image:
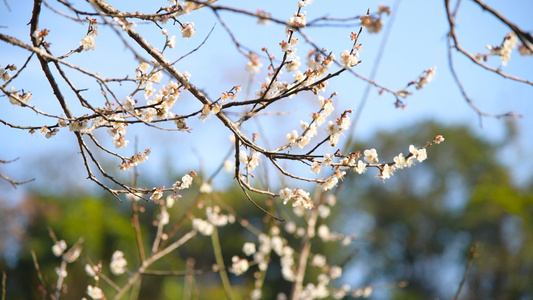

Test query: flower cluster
[173,172,195,190]
[206,205,236,226]
[80,18,98,51]
[119,149,151,170]
[359,5,390,34]
[349,139,441,180]
[232,226,297,286]
[340,50,359,69]
[6,86,32,106]
[1,64,16,82]
[192,205,235,236]
[286,95,335,149]
[48,237,82,290]
[256,8,271,24]
[240,151,261,171]
[220,85,242,102]
[325,110,352,147]
[181,22,195,38]
[279,187,314,209]
[86,285,103,299]
[31,28,50,45]
[416,66,437,90]
[245,52,263,74]
[52,240,67,257]
[162,29,176,48]
[51,239,81,263]
[318,169,346,191]
[147,80,181,120]
[110,250,128,275]
[484,32,519,66]
[287,11,307,31]
[301,137,443,198]
[107,116,129,148]
[230,256,249,275]
[192,218,214,236]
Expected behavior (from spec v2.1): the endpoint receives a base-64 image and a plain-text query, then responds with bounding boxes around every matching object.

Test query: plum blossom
[364,148,378,163]
[230,256,249,275]
[416,66,437,90]
[434,135,445,144]
[360,14,383,33]
[172,173,194,190]
[87,285,103,300]
[323,153,334,166]
[167,35,176,48]
[80,34,96,51]
[311,254,327,267]
[198,104,211,121]
[279,187,293,204]
[286,130,299,144]
[353,160,366,174]
[284,56,301,72]
[310,161,321,174]
[393,153,407,169]
[192,218,214,236]
[287,11,306,29]
[206,206,235,227]
[318,224,331,241]
[110,250,127,275]
[329,265,343,279]
[181,22,195,38]
[85,264,99,278]
[150,188,163,200]
[55,267,67,278]
[409,145,427,162]
[340,50,359,68]
[52,240,67,257]
[122,96,135,111]
[380,164,394,180]
[243,242,256,256]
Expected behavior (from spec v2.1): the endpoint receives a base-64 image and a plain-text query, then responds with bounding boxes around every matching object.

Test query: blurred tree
[0,184,291,299]
[3,121,532,300]
[337,120,533,299]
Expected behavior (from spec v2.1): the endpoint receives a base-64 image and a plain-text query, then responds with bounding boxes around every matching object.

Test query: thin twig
[211,227,235,300]
[452,242,479,300]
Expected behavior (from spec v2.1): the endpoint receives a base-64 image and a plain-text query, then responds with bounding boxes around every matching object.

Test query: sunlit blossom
[52,240,67,257]
[110,250,127,275]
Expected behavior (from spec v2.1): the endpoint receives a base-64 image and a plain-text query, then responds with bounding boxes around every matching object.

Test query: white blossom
[230,256,249,275]
[242,242,256,256]
[110,250,127,275]
[52,240,67,257]
[87,285,103,300]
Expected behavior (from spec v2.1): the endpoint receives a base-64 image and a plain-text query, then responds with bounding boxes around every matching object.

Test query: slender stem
[113,230,197,300]
[53,260,68,299]
[452,242,479,300]
[2,272,7,300]
[132,201,146,263]
[211,227,235,300]
[30,250,48,300]
[290,204,319,300]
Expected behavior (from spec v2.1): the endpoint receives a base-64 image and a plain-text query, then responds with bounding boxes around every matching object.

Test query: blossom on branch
[86,285,103,300]
[110,250,127,275]
[340,50,359,69]
[80,35,96,51]
[181,22,195,38]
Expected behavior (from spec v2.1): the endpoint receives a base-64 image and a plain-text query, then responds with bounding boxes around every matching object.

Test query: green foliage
[2,121,532,299]
[340,120,533,299]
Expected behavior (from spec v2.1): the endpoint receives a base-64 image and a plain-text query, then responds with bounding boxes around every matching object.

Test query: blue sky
[1,0,531,192]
